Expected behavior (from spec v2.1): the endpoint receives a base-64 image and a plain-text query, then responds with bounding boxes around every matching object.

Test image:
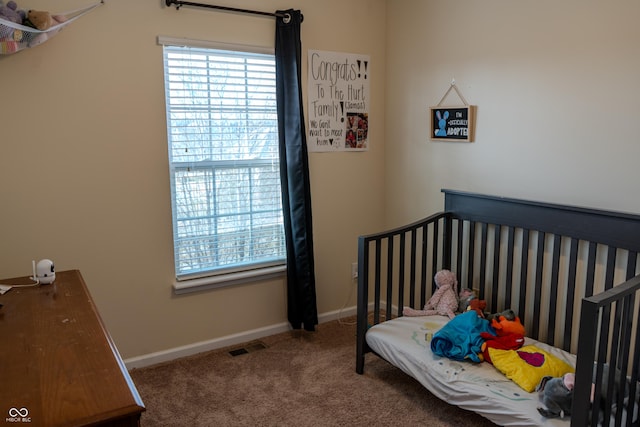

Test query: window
[162,40,286,286]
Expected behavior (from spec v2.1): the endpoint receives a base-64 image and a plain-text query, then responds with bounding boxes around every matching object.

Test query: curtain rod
[165,0,295,21]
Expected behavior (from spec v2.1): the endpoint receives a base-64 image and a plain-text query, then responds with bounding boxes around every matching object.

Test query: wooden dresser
[0,270,145,426]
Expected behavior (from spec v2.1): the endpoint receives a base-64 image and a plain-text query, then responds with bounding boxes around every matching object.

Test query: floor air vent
[228,341,267,357]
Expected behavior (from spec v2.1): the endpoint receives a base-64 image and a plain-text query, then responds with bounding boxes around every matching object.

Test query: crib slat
[531,231,545,340]
[585,241,597,297]
[627,251,638,280]
[517,229,530,326]
[479,223,488,300]
[547,234,562,346]
[398,233,407,317]
[467,221,476,291]
[505,226,515,307]
[456,220,464,275]
[563,238,579,351]
[374,239,382,324]
[409,230,417,309]
[491,225,501,311]
[605,246,616,291]
[420,225,428,309]
[384,238,392,320]
[443,215,452,270]
[432,220,439,294]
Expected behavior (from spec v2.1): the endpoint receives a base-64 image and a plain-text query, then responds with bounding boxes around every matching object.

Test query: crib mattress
[365,315,575,427]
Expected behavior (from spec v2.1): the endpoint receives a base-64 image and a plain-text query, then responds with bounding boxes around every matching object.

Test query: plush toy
[403,269,459,319]
[486,308,517,322]
[22,10,67,48]
[458,288,476,313]
[490,314,525,337]
[538,365,637,421]
[0,1,24,24]
[25,10,64,31]
[0,0,27,47]
[536,373,575,418]
[479,331,525,364]
[467,299,487,317]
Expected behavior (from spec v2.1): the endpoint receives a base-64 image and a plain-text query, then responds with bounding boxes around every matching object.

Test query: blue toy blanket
[430,311,493,362]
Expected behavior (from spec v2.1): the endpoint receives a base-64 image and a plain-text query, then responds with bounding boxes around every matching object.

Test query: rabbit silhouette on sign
[435,110,449,137]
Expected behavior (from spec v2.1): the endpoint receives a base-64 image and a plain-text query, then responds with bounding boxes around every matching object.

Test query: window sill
[172,264,286,295]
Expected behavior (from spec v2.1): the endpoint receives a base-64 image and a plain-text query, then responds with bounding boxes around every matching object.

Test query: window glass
[163,44,286,280]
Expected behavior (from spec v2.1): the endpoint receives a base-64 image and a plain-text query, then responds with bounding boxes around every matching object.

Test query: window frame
[159,36,286,294]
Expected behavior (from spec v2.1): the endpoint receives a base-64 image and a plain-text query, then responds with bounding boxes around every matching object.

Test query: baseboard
[124,305,358,370]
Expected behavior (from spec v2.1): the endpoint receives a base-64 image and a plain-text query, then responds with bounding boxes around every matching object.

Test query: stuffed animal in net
[536,373,575,418]
[403,269,459,319]
[22,9,68,48]
[0,1,26,24]
[24,10,67,31]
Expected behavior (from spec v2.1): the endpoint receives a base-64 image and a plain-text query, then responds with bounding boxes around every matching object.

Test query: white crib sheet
[365,315,576,427]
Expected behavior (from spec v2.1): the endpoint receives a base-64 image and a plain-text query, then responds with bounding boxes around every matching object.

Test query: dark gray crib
[355,189,640,426]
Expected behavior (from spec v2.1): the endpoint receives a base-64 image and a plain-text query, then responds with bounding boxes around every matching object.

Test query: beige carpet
[129,317,497,426]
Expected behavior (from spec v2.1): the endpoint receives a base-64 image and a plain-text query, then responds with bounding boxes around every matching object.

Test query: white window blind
[162,43,286,281]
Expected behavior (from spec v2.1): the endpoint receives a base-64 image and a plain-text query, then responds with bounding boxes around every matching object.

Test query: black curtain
[275,9,318,331]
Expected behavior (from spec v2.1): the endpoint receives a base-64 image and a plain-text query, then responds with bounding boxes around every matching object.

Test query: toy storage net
[0,2,101,55]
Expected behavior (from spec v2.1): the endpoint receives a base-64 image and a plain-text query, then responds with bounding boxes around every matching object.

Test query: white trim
[173,264,286,294]
[157,35,274,55]
[124,305,358,370]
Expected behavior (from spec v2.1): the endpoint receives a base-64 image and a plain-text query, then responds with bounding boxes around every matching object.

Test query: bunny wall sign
[430,106,476,142]
[430,81,476,142]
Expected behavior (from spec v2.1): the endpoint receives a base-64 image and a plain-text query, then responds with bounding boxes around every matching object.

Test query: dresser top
[0,270,145,426]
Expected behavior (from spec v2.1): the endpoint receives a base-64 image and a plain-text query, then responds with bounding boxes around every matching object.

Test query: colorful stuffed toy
[467,299,487,317]
[480,331,525,364]
[480,310,526,364]
[490,313,525,336]
[403,269,459,319]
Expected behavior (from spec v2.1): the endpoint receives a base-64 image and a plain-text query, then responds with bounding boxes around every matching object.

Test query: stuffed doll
[403,269,458,319]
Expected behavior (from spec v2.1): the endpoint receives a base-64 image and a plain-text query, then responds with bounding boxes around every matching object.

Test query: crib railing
[356,190,640,377]
[572,275,640,427]
[356,211,448,374]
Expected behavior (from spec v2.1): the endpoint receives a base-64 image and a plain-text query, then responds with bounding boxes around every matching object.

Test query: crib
[355,189,640,426]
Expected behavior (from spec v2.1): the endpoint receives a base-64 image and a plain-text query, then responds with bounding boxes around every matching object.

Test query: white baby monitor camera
[34,259,56,285]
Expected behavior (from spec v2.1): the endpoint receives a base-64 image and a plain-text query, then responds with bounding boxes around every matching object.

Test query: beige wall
[385,0,640,226]
[4,0,639,362]
[0,0,386,359]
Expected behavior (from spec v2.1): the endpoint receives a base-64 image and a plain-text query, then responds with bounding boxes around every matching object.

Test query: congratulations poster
[307,50,370,152]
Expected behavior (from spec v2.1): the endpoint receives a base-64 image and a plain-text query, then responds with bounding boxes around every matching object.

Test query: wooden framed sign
[430,105,476,142]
